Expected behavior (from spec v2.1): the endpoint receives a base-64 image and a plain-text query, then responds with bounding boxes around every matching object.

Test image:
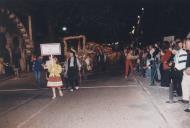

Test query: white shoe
[52,96,56,99]
[59,91,63,97]
[70,89,74,92]
[75,86,79,90]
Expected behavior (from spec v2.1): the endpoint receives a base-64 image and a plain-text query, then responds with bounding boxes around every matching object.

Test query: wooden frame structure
[63,35,86,54]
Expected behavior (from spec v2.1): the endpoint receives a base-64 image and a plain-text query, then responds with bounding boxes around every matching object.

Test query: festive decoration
[0,8,33,55]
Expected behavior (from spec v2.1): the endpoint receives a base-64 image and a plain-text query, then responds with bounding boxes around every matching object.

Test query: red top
[161,49,172,70]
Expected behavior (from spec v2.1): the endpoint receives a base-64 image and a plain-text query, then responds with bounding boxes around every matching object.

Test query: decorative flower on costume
[47,61,62,77]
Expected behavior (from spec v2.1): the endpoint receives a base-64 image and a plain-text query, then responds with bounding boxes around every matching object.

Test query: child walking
[47,57,63,99]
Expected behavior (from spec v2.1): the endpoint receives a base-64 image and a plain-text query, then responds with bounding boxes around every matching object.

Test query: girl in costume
[47,57,63,99]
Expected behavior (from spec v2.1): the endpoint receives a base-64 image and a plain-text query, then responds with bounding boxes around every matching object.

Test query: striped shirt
[175,49,187,70]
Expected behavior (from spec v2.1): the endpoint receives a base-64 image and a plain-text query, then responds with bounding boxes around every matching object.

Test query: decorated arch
[0,8,33,72]
[0,8,33,55]
[63,35,86,55]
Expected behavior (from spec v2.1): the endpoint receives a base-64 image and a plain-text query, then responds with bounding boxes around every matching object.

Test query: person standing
[32,56,43,88]
[47,57,63,99]
[173,40,187,96]
[154,43,161,81]
[149,45,157,85]
[65,49,81,92]
[96,49,105,72]
[182,39,190,104]
[124,48,138,79]
[160,42,172,87]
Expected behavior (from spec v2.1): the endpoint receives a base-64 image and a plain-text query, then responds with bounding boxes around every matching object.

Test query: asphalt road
[0,72,169,128]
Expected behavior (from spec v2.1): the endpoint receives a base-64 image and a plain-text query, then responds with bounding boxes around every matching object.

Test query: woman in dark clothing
[160,42,172,87]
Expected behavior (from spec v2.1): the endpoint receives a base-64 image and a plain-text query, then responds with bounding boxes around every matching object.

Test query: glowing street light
[141,8,144,11]
[62,26,67,31]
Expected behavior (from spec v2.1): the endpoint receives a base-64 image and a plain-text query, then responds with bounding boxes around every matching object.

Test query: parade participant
[32,56,43,88]
[65,49,81,92]
[44,56,52,80]
[124,48,138,79]
[85,54,92,71]
[47,57,63,99]
[96,49,106,72]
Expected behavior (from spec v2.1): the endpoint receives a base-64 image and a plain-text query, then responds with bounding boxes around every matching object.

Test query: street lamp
[62,26,67,31]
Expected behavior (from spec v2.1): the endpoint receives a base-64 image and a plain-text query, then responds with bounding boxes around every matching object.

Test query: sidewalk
[0,74,14,81]
[136,76,190,128]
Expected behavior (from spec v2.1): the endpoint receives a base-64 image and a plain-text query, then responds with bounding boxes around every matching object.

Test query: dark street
[0,71,189,128]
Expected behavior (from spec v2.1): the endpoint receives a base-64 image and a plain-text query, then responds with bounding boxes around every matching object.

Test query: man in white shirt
[173,40,187,96]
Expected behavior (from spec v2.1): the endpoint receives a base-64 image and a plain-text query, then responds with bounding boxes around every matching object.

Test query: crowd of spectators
[124,38,190,112]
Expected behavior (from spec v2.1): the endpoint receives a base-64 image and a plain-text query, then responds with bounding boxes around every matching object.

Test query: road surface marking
[0,84,137,92]
[80,84,137,89]
[17,100,55,128]
[0,88,48,92]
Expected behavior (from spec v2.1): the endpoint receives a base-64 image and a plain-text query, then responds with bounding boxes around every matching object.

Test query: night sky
[1,0,190,44]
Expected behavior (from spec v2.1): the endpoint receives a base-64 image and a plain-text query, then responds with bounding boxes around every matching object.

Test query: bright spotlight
[62,27,67,31]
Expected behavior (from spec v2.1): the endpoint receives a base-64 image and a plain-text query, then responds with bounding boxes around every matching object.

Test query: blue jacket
[33,59,42,71]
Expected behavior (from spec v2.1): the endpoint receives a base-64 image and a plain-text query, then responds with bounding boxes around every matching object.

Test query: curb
[134,77,172,128]
[0,75,14,82]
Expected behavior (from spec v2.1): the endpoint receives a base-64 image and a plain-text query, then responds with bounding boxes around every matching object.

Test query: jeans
[151,63,157,85]
[146,67,151,78]
[34,70,42,87]
[156,63,161,81]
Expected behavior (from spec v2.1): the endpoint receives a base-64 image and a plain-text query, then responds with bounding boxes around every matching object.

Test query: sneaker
[75,86,79,90]
[70,89,74,92]
[184,108,190,112]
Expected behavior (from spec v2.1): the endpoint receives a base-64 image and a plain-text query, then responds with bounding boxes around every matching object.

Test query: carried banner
[40,43,61,56]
